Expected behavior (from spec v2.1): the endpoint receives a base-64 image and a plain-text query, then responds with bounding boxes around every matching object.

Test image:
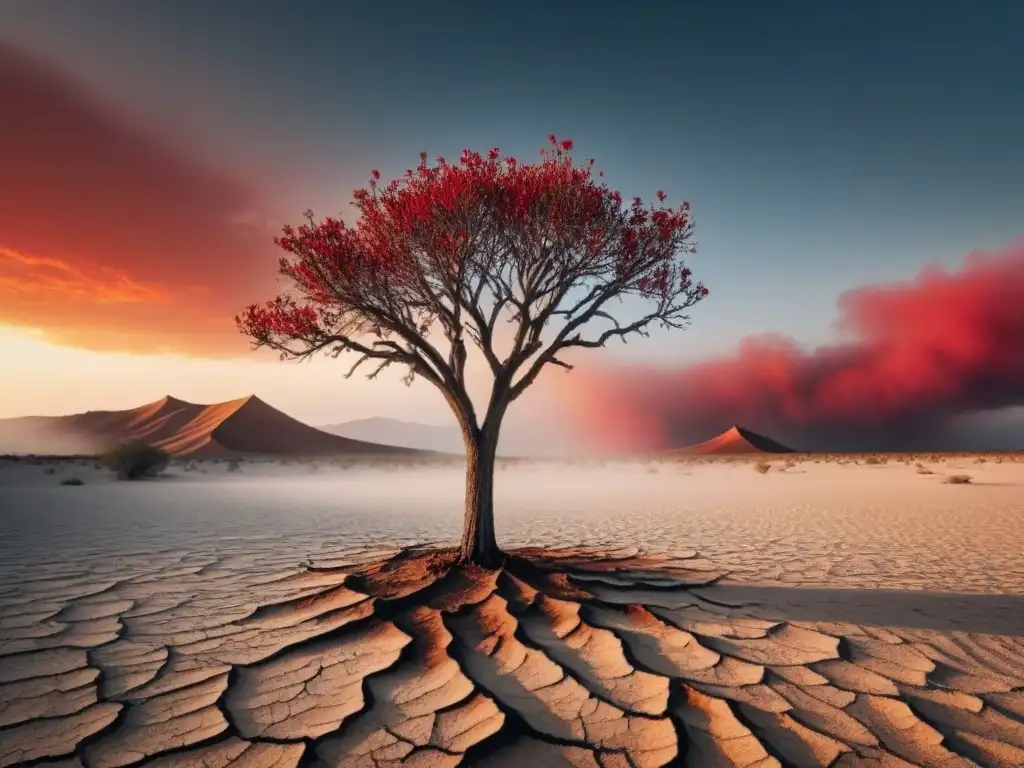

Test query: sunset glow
[2,2,1022,451]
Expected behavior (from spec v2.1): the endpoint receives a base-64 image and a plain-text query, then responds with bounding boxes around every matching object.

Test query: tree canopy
[237,135,707,434]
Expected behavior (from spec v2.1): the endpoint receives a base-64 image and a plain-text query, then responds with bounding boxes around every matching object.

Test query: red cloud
[561,241,1024,452]
[0,41,280,355]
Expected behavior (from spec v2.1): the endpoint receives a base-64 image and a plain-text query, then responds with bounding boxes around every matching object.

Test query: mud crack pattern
[0,544,1022,767]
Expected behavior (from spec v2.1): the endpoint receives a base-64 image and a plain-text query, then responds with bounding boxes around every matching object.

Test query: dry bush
[915,464,934,475]
[103,441,170,480]
[754,461,771,474]
[944,474,973,484]
[60,477,85,486]
[227,458,242,472]
[864,456,882,465]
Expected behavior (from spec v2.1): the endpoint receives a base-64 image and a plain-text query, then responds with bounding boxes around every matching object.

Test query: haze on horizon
[2,0,1023,452]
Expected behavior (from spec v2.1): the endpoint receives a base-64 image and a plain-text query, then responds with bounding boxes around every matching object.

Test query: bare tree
[237,136,707,567]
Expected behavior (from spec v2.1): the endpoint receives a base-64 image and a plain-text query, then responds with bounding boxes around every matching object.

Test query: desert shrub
[754,461,771,474]
[60,477,85,486]
[226,458,242,472]
[944,474,972,484]
[43,467,56,475]
[915,464,934,475]
[103,440,169,480]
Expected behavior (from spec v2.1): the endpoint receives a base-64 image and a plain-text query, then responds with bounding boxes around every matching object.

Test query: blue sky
[2,0,1022,441]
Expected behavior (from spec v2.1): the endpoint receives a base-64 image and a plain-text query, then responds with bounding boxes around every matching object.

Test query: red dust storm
[560,241,1024,453]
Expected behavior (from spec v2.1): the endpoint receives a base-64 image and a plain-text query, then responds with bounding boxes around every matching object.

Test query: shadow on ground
[703,583,1024,637]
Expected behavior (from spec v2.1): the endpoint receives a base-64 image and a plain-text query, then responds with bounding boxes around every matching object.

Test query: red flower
[241,133,704,375]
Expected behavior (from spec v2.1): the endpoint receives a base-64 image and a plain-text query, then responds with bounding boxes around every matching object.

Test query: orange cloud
[0,247,164,304]
[0,40,283,356]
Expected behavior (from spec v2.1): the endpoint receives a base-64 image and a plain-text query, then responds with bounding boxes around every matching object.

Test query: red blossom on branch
[237,134,706,429]
[236,135,708,564]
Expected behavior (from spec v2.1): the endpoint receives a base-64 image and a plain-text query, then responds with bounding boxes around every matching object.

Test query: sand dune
[674,425,794,455]
[0,395,423,457]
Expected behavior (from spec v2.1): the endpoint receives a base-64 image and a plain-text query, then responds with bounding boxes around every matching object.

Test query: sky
[1,0,1023,450]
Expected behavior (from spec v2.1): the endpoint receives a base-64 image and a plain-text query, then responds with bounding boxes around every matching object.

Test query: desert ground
[0,454,1022,766]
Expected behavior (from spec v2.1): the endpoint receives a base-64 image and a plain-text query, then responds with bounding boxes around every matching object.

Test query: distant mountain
[319,417,576,457]
[671,425,794,455]
[319,417,465,454]
[0,395,424,457]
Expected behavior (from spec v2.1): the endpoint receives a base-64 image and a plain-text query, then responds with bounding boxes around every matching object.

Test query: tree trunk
[458,427,502,568]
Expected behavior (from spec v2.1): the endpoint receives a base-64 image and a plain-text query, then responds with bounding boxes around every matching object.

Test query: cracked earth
[0,543,1022,767]
[1,457,1023,766]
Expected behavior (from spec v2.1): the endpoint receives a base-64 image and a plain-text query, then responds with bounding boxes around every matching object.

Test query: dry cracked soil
[1,457,1023,766]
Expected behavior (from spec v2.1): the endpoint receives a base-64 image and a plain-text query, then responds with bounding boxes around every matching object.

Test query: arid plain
[1,453,1023,767]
